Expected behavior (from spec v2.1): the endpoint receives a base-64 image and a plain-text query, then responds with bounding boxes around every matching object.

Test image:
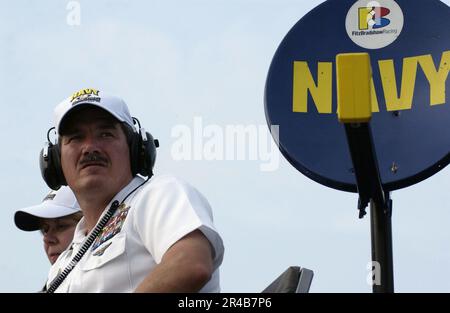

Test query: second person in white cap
[15,186,82,265]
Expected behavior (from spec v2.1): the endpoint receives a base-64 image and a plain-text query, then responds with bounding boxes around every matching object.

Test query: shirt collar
[72,217,87,244]
[111,175,145,205]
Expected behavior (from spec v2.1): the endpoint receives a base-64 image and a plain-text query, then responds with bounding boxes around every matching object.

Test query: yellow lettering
[371,77,380,112]
[293,61,332,113]
[87,88,99,96]
[378,57,418,111]
[417,51,449,106]
[70,88,99,101]
[291,52,448,115]
[70,92,79,101]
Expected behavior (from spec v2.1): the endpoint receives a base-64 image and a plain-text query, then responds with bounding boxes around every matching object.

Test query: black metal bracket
[343,123,389,219]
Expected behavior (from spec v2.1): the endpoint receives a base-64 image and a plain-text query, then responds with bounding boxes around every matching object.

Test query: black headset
[39,117,159,190]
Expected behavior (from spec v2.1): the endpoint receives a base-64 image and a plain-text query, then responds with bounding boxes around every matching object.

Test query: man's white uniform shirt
[47,175,224,292]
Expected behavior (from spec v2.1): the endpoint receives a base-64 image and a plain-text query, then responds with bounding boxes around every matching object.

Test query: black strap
[46,200,120,293]
[45,176,151,293]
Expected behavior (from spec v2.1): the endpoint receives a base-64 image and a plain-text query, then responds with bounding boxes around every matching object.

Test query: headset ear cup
[40,145,55,189]
[129,130,157,177]
[142,132,157,176]
[52,144,67,187]
[39,143,66,190]
[129,132,140,176]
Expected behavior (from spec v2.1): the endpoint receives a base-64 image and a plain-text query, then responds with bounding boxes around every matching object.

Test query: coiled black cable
[46,176,150,293]
[46,200,120,293]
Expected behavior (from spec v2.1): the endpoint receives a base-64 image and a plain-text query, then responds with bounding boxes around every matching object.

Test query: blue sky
[0,0,449,292]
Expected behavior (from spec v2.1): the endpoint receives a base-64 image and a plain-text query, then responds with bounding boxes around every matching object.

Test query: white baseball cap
[14,186,81,231]
[54,88,134,135]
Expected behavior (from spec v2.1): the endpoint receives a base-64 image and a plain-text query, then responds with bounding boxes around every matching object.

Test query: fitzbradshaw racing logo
[345,0,404,49]
[358,4,390,30]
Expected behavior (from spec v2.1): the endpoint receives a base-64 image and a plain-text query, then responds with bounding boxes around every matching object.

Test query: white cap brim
[14,204,80,231]
[14,186,81,231]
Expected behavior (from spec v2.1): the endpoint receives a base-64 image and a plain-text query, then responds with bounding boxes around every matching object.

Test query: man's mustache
[79,153,108,166]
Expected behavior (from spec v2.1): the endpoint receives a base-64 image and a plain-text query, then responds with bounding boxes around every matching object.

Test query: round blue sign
[265,0,450,192]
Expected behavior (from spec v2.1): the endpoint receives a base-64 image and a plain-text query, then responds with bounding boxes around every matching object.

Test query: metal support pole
[370,191,394,293]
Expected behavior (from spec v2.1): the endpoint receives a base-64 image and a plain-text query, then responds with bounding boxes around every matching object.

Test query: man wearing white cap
[15,186,82,265]
[42,88,223,293]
